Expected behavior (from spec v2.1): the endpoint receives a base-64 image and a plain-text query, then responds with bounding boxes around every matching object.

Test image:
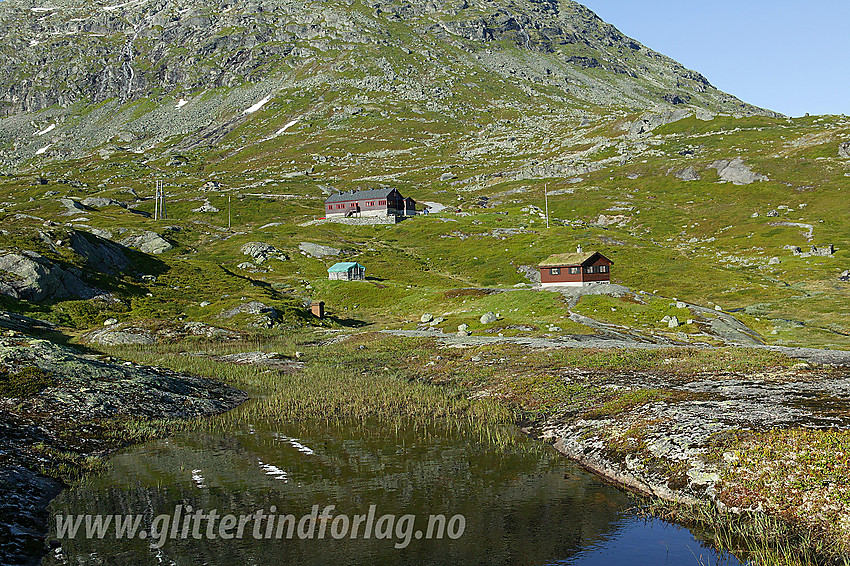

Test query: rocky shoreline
[4,320,850,564]
[524,365,850,560]
[0,323,247,566]
[373,331,850,560]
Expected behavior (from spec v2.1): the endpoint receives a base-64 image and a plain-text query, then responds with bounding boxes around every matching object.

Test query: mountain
[0,0,773,168]
[0,0,847,349]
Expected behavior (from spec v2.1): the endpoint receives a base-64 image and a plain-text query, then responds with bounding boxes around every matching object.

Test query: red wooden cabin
[538,249,612,287]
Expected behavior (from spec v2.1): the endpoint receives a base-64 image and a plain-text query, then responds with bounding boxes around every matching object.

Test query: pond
[48,411,742,565]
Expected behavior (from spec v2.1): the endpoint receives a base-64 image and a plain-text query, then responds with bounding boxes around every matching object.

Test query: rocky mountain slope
[0,0,772,167]
[0,4,848,562]
[0,0,846,349]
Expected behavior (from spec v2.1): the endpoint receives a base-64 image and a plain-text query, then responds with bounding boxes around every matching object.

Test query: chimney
[576,245,583,253]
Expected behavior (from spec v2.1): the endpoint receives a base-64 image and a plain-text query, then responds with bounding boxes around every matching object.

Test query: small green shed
[328,262,366,281]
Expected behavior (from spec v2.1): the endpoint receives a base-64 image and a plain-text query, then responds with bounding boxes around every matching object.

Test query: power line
[154,180,166,220]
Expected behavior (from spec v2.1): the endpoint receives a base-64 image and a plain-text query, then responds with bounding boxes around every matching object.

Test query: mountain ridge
[0,0,778,167]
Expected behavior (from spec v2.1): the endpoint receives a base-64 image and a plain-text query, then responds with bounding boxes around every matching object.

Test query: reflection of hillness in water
[47,416,738,566]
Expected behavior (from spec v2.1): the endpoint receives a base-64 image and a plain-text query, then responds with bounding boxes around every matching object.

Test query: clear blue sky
[578,1,849,117]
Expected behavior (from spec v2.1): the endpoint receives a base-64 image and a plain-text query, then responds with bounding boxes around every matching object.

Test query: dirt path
[381,329,850,366]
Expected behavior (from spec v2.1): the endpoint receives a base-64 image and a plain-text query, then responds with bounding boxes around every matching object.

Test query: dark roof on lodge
[538,252,612,268]
[325,188,397,204]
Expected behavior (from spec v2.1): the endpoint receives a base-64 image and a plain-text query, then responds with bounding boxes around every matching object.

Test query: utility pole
[154,180,166,220]
[544,182,550,229]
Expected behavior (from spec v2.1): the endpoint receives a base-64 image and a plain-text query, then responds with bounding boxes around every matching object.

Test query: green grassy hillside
[0,104,847,347]
[0,0,845,347]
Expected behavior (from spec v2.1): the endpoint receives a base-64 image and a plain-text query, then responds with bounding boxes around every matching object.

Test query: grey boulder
[191,200,220,213]
[120,231,172,254]
[80,197,126,209]
[673,166,700,181]
[708,158,768,185]
[58,198,87,216]
[299,242,340,258]
[480,311,497,324]
[0,251,101,302]
[68,230,130,274]
[241,242,287,264]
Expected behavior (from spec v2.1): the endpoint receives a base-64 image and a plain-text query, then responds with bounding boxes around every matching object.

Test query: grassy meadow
[2,105,848,346]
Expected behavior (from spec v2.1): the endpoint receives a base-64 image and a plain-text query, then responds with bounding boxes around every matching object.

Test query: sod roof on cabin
[538,252,611,267]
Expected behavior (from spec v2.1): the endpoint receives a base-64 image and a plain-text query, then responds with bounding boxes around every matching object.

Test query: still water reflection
[49,417,741,565]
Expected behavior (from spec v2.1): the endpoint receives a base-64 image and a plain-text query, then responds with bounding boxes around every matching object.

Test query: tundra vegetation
[0,0,848,563]
[101,333,849,565]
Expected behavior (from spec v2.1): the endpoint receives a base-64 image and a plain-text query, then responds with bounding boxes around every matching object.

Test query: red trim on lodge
[324,188,416,217]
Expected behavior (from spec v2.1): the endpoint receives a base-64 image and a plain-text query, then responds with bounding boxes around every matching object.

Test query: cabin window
[599,265,609,273]
[569,267,580,275]
[550,268,560,275]
[584,266,594,274]
[379,200,386,205]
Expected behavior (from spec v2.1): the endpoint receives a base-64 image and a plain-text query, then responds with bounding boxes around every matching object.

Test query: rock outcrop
[58,198,87,216]
[673,166,700,181]
[241,242,287,264]
[0,229,146,301]
[629,108,693,135]
[68,230,130,274]
[119,231,172,255]
[299,242,340,258]
[708,158,768,185]
[540,367,850,534]
[220,300,282,328]
[517,265,541,284]
[84,320,239,345]
[0,330,247,566]
[80,196,126,209]
[0,251,101,302]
